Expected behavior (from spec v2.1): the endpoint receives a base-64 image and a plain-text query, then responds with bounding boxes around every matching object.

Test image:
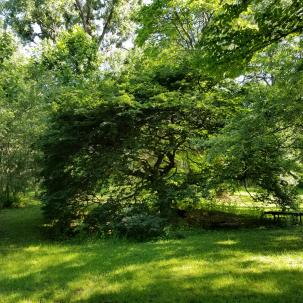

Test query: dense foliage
[0,31,45,208]
[1,0,302,236]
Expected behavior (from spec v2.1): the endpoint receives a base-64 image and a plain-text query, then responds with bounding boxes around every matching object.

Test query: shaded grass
[0,206,303,303]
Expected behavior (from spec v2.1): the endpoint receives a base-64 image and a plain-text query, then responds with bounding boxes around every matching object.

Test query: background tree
[0,31,45,208]
[1,0,141,50]
[136,0,303,77]
[136,0,303,204]
[208,35,303,209]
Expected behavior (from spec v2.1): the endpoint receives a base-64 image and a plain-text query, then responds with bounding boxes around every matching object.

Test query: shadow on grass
[77,268,303,303]
[1,206,303,303]
[0,206,45,246]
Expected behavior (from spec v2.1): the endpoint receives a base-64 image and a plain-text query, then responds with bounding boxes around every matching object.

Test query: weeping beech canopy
[40,64,233,231]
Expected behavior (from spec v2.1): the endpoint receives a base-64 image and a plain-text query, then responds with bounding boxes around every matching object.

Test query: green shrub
[84,199,122,237]
[0,193,21,209]
[117,213,166,241]
[85,200,166,240]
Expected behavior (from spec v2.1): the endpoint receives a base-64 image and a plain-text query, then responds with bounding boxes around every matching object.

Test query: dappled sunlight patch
[111,263,146,278]
[249,280,282,295]
[167,260,207,278]
[0,245,84,286]
[23,245,44,252]
[273,235,302,242]
[211,275,238,289]
[249,254,303,270]
[209,272,283,296]
[206,249,248,263]
[215,239,238,246]
[1,293,20,303]
[66,278,124,302]
[1,219,303,303]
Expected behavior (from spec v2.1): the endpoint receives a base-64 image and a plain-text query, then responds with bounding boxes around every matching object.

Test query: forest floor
[0,205,303,303]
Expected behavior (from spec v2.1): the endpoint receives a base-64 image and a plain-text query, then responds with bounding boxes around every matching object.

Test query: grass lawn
[0,206,303,303]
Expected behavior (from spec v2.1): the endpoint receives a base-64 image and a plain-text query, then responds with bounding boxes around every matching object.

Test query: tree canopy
[1,0,302,235]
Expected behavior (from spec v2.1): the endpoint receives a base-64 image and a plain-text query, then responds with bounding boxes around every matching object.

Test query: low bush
[84,199,122,237]
[84,200,167,240]
[117,213,166,241]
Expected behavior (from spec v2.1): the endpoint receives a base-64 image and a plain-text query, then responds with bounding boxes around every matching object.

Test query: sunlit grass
[0,206,303,303]
[198,189,303,218]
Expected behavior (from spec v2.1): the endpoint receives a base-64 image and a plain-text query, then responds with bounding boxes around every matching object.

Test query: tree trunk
[156,185,176,219]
